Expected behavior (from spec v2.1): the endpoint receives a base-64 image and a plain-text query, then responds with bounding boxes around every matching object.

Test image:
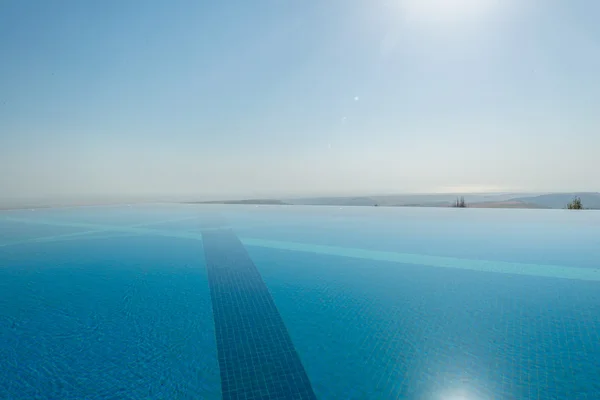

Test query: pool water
[1,204,599,399]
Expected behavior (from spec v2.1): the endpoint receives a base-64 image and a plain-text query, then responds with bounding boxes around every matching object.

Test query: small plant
[566,196,583,210]
[452,196,467,208]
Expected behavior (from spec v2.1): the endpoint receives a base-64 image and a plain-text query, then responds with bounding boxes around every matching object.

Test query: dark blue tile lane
[202,229,316,400]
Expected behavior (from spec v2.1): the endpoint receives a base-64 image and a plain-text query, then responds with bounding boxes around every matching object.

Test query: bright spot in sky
[354,96,359,101]
[438,388,483,400]
[399,0,500,24]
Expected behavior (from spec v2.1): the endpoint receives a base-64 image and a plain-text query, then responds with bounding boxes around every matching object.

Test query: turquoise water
[1,204,599,399]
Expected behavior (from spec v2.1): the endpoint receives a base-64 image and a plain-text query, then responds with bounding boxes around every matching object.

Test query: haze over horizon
[1,1,599,201]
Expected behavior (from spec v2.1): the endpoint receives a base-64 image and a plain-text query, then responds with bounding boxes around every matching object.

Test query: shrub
[566,196,583,210]
[453,196,467,208]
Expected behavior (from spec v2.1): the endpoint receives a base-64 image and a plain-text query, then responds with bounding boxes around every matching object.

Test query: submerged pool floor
[1,205,599,399]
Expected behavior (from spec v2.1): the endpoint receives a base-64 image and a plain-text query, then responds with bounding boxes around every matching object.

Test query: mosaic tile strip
[202,229,316,400]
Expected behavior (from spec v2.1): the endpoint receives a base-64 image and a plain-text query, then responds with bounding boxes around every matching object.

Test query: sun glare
[399,0,500,25]
[439,389,481,400]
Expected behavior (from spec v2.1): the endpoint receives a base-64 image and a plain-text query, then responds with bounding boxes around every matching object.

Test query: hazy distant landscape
[186,192,600,210]
[3,192,599,211]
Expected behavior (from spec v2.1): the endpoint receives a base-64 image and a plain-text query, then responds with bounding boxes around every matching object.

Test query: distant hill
[468,200,549,209]
[508,193,600,209]
[182,192,600,210]
[187,199,290,205]
[286,197,378,206]
[286,193,534,207]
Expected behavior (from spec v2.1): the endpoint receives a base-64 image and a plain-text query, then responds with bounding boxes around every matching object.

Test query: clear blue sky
[1,0,599,200]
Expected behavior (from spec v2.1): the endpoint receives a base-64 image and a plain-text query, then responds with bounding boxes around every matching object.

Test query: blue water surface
[1,204,599,399]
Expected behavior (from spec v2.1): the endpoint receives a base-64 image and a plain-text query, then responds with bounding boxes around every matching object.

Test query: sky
[1,0,599,201]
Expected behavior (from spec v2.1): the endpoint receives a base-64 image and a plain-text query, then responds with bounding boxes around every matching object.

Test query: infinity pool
[1,204,599,399]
